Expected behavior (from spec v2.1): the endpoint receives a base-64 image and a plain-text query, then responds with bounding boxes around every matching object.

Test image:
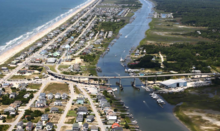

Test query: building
[47,58,57,63]
[160,79,187,88]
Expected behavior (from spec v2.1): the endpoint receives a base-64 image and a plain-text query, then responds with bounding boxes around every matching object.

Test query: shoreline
[0,0,95,65]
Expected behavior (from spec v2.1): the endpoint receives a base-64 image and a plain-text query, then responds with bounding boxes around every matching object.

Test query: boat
[151,94,158,99]
[149,92,155,96]
[157,99,165,104]
[120,57,125,62]
[96,67,102,72]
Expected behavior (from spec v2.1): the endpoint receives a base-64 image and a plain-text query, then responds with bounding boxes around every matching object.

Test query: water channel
[97,0,189,130]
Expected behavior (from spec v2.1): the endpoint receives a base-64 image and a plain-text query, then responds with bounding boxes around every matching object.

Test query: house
[45,122,53,131]
[90,125,98,131]
[9,92,16,99]
[2,83,11,88]
[16,121,23,131]
[10,101,22,109]
[83,123,89,131]
[23,94,30,99]
[41,114,49,121]
[76,97,84,104]
[72,123,80,131]
[35,101,46,108]
[26,121,33,131]
[112,123,120,128]
[54,100,62,106]
[35,121,43,131]
[107,116,117,124]
[62,93,68,99]
[55,93,61,99]
[86,115,94,122]
[77,106,88,115]
[47,58,57,63]
[76,114,84,122]
[50,107,59,113]
[47,93,53,99]
[4,106,16,114]
[112,127,123,131]
[1,67,9,73]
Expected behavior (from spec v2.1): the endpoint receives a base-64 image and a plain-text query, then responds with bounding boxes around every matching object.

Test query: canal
[97,0,189,130]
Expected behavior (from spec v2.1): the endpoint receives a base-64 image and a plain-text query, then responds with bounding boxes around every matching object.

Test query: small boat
[120,57,124,62]
[157,99,165,104]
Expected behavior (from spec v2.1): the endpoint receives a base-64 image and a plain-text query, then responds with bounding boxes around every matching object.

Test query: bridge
[28,63,218,86]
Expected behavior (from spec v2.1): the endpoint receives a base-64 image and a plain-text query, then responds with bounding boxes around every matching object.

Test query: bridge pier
[145,78,148,86]
[98,78,100,85]
[154,76,157,84]
[133,78,136,86]
[108,78,110,87]
[119,78,121,85]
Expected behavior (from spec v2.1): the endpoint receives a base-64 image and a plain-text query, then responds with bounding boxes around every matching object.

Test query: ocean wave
[0,0,91,54]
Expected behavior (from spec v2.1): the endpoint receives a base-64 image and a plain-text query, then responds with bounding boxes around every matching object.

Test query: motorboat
[151,94,158,99]
[157,99,165,104]
[149,92,155,96]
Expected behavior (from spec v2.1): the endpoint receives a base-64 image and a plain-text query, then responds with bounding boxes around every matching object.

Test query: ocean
[0,0,87,53]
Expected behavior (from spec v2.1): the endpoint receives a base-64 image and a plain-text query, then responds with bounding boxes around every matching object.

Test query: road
[48,69,215,79]
[77,83,105,131]
[8,79,49,131]
[56,82,74,131]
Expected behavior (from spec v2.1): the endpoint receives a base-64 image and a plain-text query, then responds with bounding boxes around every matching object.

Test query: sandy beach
[0,0,95,65]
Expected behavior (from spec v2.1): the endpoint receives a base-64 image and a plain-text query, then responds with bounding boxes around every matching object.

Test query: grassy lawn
[67,110,77,117]
[27,84,42,90]
[44,83,69,94]
[58,65,69,70]
[47,65,57,73]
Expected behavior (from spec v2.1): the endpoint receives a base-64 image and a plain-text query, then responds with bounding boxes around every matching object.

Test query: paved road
[77,83,105,131]
[56,82,74,131]
[8,79,49,131]
[48,70,216,79]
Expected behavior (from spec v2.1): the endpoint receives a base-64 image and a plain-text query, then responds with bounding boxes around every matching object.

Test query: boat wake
[0,0,91,54]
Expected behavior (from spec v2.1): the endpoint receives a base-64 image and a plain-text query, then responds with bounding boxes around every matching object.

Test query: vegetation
[44,83,69,94]
[162,84,220,130]
[67,110,77,117]
[74,85,81,94]
[1,91,34,105]
[154,0,220,41]
[98,20,126,33]
[22,110,43,121]
[136,42,220,72]
[0,125,9,131]
[27,84,42,90]
[128,55,160,69]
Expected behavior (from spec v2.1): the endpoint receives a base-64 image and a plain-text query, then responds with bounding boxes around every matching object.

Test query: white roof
[107,116,117,120]
[160,79,186,86]
[47,58,56,63]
